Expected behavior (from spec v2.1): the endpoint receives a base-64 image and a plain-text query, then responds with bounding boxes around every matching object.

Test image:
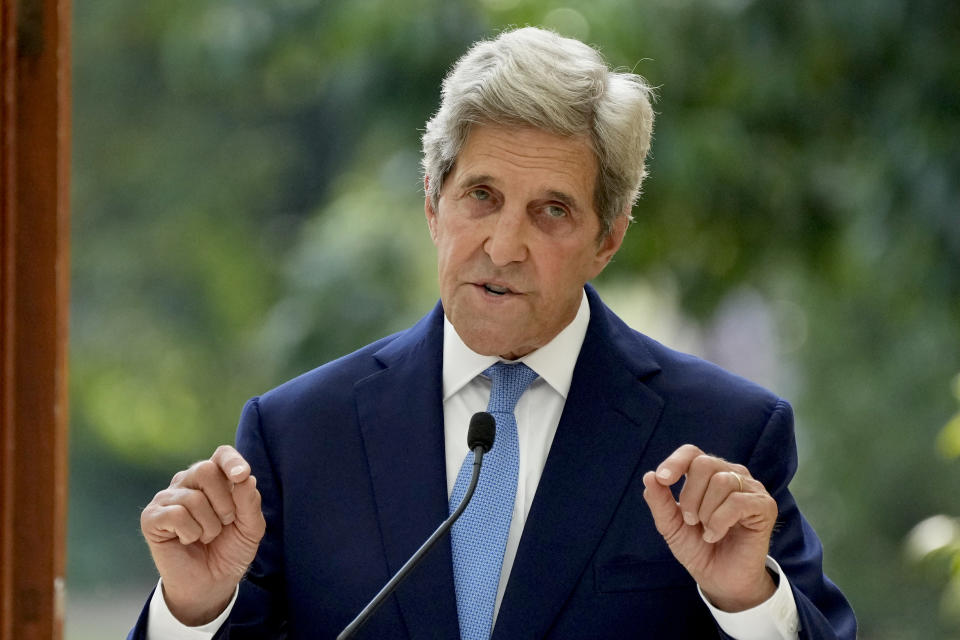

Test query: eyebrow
[455,173,496,190]
[546,190,580,211]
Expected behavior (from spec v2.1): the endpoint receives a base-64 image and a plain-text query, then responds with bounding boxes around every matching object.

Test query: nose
[483,207,528,266]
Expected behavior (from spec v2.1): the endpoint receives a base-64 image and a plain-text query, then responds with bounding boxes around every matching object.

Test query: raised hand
[642,444,778,612]
[141,445,267,625]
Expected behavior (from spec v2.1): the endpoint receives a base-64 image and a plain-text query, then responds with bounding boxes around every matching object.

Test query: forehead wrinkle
[464,126,595,171]
[474,144,590,173]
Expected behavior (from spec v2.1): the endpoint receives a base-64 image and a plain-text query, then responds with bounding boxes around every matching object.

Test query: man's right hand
[140,445,266,626]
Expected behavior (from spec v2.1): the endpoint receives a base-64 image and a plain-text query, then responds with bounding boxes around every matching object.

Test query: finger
[653,444,705,485]
[231,476,266,538]
[210,445,252,483]
[181,460,239,525]
[677,455,745,525]
[642,471,686,543]
[142,503,204,545]
[701,490,777,543]
[695,470,746,534]
[156,488,224,545]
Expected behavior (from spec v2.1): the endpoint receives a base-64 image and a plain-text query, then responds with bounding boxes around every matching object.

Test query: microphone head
[467,412,496,453]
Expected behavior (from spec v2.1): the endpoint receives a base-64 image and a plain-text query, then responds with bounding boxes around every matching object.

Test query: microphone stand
[336,445,486,639]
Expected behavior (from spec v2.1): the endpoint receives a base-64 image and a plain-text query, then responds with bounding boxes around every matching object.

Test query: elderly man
[130,27,855,639]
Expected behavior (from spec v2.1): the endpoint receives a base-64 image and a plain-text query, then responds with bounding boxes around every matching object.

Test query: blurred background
[68,0,959,637]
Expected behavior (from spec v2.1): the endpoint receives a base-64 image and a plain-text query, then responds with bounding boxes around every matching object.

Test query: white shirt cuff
[698,557,800,640]
[145,578,238,640]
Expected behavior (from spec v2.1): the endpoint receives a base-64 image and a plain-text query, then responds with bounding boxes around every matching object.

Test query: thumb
[642,471,686,540]
[642,472,709,575]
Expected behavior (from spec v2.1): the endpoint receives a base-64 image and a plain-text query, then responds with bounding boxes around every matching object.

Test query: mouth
[476,281,517,297]
[484,283,510,296]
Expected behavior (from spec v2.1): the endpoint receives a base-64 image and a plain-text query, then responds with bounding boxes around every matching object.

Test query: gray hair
[421,27,655,236]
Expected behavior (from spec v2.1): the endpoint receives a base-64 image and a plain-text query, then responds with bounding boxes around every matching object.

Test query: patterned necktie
[449,362,539,640]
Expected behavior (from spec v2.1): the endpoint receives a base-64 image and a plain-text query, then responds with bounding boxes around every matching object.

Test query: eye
[545,204,568,218]
[469,189,491,201]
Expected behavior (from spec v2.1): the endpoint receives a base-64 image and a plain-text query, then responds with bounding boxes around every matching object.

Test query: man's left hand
[642,444,778,612]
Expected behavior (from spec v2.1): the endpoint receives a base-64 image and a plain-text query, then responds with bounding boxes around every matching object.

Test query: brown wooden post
[0,0,72,637]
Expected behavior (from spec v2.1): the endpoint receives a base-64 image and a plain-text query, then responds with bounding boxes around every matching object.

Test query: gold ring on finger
[729,471,744,492]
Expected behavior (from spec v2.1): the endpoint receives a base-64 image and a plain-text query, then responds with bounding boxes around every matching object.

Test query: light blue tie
[449,362,539,640]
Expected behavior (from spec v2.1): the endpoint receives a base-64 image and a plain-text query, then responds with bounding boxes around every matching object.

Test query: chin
[448,300,535,357]
[457,328,519,358]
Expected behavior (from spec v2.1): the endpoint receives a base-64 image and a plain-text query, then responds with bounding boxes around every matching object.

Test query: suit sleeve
[747,399,857,640]
[218,396,289,638]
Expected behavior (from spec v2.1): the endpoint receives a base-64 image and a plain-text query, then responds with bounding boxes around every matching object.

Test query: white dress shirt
[147,290,799,639]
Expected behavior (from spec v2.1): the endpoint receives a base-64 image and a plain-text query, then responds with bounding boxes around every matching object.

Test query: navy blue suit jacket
[130,286,855,638]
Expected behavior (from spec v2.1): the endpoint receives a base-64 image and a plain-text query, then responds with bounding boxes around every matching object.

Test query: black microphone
[337,411,496,639]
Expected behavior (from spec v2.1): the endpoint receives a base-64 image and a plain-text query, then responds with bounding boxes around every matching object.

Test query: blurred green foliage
[937,375,960,458]
[70,0,959,637]
[906,376,960,625]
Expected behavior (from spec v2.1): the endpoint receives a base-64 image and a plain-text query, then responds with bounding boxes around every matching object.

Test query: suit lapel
[493,288,665,639]
[354,304,461,640]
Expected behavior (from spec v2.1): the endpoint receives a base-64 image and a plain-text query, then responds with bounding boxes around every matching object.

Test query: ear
[424,176,439,244]
[591,214,630,275]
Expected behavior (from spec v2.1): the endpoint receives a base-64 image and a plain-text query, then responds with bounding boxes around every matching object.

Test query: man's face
[425,125,627,360]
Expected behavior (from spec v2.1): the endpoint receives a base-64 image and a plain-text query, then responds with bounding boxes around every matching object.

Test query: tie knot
[483,362,538,414]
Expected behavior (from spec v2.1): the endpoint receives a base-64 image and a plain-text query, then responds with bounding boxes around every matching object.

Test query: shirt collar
[442,289,590,400]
